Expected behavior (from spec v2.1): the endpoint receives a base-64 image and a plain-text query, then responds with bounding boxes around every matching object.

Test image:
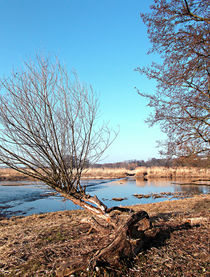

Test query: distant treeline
[93,155,209,169]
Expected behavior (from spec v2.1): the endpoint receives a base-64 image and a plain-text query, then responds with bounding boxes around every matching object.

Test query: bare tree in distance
[136,0,209,159]
[0,55,150,272]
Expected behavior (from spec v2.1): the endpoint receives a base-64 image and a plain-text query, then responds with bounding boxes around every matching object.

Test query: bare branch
[138,0,210,158]
[0,55,116,194]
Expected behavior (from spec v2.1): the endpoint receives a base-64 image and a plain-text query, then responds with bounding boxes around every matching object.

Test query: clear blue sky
[0,0,165,163]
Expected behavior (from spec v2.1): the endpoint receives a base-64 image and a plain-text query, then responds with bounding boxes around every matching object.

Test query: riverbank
[0,166,209,181]
[0,194,209,276]
[82,166,210,179]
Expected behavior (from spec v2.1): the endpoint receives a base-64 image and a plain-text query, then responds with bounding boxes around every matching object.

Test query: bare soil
[0,194,209,276]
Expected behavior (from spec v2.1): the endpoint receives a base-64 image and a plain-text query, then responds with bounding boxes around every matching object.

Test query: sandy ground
[0,194,209,276]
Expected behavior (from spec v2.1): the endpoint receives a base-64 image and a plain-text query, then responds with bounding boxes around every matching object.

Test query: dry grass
[0,168,30,181]
[0,210,93,276]
[83,166,210,179]
[0,167,130,181]
[81,167,130,179]
[135,166,210,179]
[0,166,209,182]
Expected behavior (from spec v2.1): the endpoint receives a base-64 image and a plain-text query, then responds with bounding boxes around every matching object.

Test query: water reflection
[174,184,208,194]
[135,178,177,187]
[0,178,209,218]
[136,178,178,187]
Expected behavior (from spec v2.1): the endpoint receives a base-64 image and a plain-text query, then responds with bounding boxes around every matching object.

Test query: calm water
[0,178,209,217]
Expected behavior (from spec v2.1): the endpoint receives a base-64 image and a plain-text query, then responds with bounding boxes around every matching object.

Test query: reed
[135,166,210,179]
[0,168,28,181]
[0,166,209,181]
[81,167,129,179]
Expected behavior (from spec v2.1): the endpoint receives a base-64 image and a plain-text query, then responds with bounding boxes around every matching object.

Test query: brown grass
[0,168,30,181]
[81,167,130,179]
[135,166,210,179]
[0,166,209,182]
[84,166,210,179]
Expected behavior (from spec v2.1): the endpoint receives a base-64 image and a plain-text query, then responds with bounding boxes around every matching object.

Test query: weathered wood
[55,189,112,222]
[90,211,150,268]
[186,217,208,226]
[54,187,151,272]
[80,216,112,233]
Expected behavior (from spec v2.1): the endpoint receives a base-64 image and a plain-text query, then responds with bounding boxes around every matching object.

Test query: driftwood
[55,190,151,275]
[186,217,208,226]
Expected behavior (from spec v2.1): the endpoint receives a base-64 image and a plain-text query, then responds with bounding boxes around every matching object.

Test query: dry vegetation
[84,166,210,179]
[81,168,130,179]
[135,166,210,179]
[0,194,209,276]
[1,166,209,181]
[0,168,35,181]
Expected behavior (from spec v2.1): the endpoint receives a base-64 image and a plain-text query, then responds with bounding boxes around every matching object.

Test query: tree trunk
[56,190,151,275]
[89,210,150,268]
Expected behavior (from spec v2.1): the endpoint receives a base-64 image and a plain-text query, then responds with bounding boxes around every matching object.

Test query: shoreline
[0,194,209,276]
[1,193,209,219]
[0,176,209,187]
[1,190,209,220]
[0,166,209,182]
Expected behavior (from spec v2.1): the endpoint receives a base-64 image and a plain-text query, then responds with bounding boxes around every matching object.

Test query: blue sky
[0,0,165,163]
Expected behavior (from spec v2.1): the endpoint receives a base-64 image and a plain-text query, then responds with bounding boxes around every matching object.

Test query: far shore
[0,166,209,183]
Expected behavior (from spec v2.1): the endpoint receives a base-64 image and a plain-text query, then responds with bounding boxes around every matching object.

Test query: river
[0,178,209,217]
